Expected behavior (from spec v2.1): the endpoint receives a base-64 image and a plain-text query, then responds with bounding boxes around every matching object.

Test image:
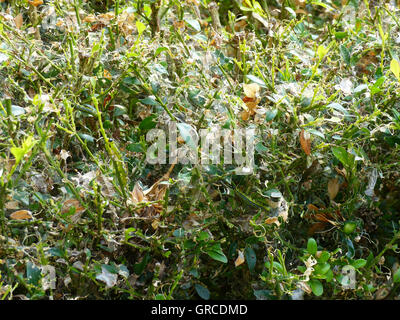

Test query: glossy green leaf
[309,279,323,296]
[307,238,317,255]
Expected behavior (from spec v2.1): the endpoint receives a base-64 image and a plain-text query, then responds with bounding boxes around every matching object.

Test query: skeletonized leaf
[299,129,311,155]
[327,178,340,200]
[10,210,32,220]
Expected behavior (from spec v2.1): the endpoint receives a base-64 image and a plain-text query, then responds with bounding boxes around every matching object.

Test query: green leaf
[285,7,296,19]
[26,261,41,286]
[308,129,325,140]
[265,109,278,121]
[139,115,157,130]
[346,238,355,259]
[335,31,348,39]
[206,243,227,263]
[317,251,330,264]
[139,97,159,106]
[10,105,25,116]
[195,284,210,300]
[155,47,168,57]
[327,103,350,116]
[351,259,366,269]
[393,268,400,283]
[317,45,328,60]
[391,59,400,81]
[325,269,334,282]
[307,238,317,255]
[332,146,355,168]
[315,263,330,275]
[244,247,257,272]
[78,133,95,143]
[343,221,357,234]
[185,19,201,32]
[133,253,151,275]
[10,135,37,166]
[246,75,267,88]
[309,279,323,296]
[127,143,143,152]
[177,123,197,150]
[173,228,185,237]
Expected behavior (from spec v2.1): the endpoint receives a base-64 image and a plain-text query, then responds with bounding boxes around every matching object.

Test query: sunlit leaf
[390,59,400,81]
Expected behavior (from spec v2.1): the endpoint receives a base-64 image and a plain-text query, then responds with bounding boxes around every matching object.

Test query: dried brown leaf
[10,210,32,220]
[327,178,340,200]
[234,250,245,267]
[299,129,311,155]
[243,83,260,99]
[28,0,43,6]
[14,13,23,30]
[61,199,85,214]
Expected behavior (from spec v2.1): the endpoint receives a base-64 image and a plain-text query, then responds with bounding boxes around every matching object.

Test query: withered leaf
[61,199,85,214]
[14,13,23,30]
[243,83,260,99]
[234,250,245,267]
[327,178,340,200]
[28,0,43,6]
[299,129,311,155]
[10,210,32,220]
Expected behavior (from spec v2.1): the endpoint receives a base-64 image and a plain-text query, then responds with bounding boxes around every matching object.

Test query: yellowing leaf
[265,217,279,225]
[103,69,112,80]
[241,110,250,121]
[151,219,160,230]
[10,210,32,220]
[10,135,37,166]
[299,129,311,156]
[390,59,400,82]
[234,250,245,267]
[136,20,146,35]
[243,83,260,99]
[317,45,328,61]
[327,178,340,200]
[14,13,23,30]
